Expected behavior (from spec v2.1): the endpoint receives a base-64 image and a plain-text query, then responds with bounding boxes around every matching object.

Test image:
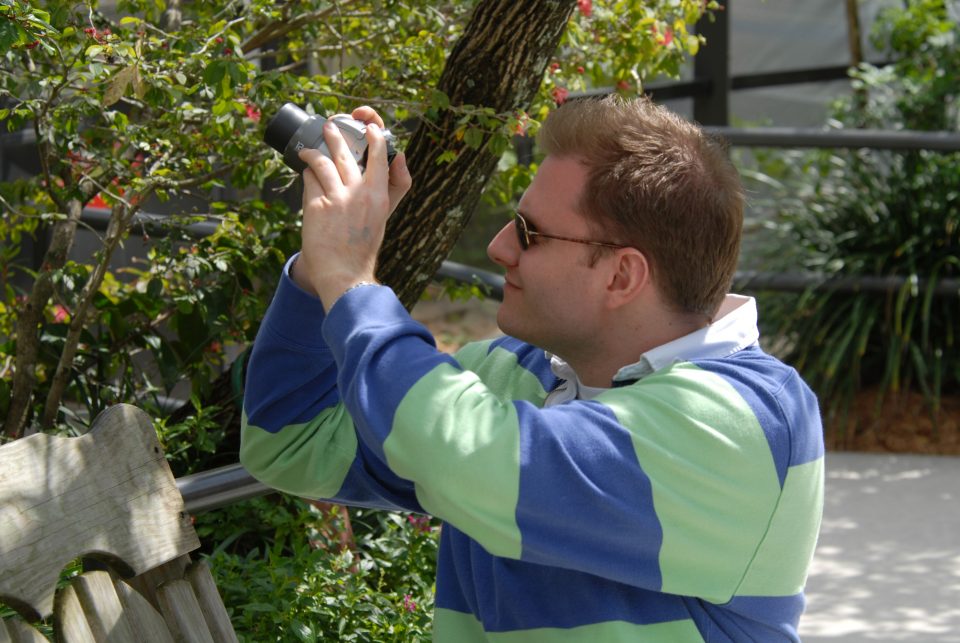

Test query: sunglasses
[513,212,625,251]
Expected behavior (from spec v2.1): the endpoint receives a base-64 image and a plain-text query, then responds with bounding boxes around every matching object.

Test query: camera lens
[264,103,309,155]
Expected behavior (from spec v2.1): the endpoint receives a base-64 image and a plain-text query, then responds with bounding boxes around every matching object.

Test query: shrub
[199,498,439,642]
[755,0,960,439]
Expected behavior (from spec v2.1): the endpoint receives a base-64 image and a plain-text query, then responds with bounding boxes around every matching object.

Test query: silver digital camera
[264,103,396,173]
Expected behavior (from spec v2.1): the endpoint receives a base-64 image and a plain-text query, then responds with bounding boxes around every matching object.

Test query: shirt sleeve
[239,257,425,513]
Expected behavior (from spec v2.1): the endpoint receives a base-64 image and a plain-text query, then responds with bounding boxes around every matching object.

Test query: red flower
[88,193,109,210]
[245,103,261,122]
[577,0,592,18]
[52,305,69,323]
[403,595,417,613]
[551,86,569,105]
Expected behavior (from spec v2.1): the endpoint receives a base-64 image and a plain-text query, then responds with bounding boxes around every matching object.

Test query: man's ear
[605,248,650,309]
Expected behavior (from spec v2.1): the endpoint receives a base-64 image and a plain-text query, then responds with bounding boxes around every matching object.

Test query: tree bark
[378,0,577,309]
[3,198,85,438]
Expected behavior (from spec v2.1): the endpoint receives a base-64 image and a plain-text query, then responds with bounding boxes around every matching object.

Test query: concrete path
[800,453,960,642]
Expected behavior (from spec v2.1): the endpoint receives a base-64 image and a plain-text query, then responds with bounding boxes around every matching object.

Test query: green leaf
[462,127,484,150]
[202,61,226,88]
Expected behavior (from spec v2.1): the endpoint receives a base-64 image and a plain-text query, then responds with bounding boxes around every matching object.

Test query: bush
[755,0,960,437]
[198,498,439,642]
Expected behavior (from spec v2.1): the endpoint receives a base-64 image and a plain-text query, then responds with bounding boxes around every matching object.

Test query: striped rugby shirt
[241,258,824,641]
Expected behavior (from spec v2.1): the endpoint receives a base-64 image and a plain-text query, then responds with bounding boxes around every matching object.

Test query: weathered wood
[0,618,46,643]
[185,562,238,643]
[156,580,215,643]
[54,584,96,642]
[126,556,192,614]
[73,571,138,642]
[114,579,176,643]
[0,404,200,621]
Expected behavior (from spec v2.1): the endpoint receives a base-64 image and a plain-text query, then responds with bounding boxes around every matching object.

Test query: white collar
[545,295,759,405]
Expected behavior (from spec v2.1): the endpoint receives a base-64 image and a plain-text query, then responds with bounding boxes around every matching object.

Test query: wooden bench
[0,404,239,642]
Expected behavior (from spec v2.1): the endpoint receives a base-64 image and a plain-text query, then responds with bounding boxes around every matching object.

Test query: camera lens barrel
[264,103,396,174]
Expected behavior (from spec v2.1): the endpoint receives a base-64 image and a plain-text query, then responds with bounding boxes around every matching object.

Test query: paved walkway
[800,453,960,642]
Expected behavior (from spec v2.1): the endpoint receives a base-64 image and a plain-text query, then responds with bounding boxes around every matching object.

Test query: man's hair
[538,94,744,319]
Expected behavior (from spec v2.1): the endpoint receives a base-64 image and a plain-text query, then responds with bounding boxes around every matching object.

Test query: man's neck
[561,312,708,388]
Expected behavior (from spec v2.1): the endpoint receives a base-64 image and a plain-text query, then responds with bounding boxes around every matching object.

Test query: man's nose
[487,221,519,268]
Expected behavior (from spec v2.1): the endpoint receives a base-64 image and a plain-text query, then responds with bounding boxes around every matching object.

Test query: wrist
[318,275,379,312]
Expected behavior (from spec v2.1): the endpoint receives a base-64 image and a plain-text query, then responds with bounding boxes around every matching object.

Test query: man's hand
[291,106,412,310]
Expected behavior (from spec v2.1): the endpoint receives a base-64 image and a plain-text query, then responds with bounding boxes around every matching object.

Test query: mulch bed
[826,388,960,455]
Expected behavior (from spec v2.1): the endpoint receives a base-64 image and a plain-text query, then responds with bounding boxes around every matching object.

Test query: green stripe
[239,406,357,499]
[386,362,523,558]
[597,363,780,603]
[455,340,551,405]
[735,458,825,596]
[432,608,704,642]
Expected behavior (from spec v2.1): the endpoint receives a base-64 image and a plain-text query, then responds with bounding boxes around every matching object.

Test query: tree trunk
[378,0,577,309]
[3,198,85,438]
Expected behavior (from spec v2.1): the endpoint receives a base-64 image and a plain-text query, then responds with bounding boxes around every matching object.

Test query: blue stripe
[693,346,824,487]
[435,525,690,632]
[322,287,459,463]
[330,439,425,512]
[684,593,804,642]
[487,336,558,393]
[514,400,664,589]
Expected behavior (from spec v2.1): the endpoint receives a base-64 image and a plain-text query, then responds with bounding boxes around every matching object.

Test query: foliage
[1,0,715,637]
[201,498,439,642]
[755,0,960,435]
[0,0,713,439]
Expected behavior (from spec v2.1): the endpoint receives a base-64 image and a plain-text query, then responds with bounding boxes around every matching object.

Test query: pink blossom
[551,86,569,105]
[403,594,417,612]
[577,0,592,18]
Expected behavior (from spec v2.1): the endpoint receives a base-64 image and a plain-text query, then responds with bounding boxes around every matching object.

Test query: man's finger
[351,105,385,129]
[387,152,413,212]
[299,147,342,196]
[321,120,362,186]
[362,123,390,188]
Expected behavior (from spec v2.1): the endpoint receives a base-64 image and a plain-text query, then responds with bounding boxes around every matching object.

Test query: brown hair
[538,94,744,319]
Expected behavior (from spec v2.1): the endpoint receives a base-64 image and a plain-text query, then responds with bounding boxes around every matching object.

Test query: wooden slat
[0,404,200,620]
[73,571,138,642]
[185,561,238,643]
[4,618,48,643]
[113,579,175,643]
[54,583,96,643]
[156,580,215,643]
[126,555,191,613]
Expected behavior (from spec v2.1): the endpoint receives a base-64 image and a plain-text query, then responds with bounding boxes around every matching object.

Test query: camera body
[264,103,396,173]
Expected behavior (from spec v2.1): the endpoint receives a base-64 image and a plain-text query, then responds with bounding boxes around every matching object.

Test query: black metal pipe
[705,126,960,152]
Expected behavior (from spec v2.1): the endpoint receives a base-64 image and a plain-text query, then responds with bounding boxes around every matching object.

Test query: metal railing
[174,257,960,514]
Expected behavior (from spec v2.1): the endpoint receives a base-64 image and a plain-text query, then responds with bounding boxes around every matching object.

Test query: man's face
[486,155,612,354]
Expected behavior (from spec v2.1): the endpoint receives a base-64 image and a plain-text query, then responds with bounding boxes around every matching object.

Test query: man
[241,95,824,641]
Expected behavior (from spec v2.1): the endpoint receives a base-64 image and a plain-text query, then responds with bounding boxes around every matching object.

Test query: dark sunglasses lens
[515,216,529,250]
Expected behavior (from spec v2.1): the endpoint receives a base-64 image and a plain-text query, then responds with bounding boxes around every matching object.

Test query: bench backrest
[0,404,238,642]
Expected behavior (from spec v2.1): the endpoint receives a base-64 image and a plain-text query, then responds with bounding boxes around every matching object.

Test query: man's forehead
[520,156,587,214]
